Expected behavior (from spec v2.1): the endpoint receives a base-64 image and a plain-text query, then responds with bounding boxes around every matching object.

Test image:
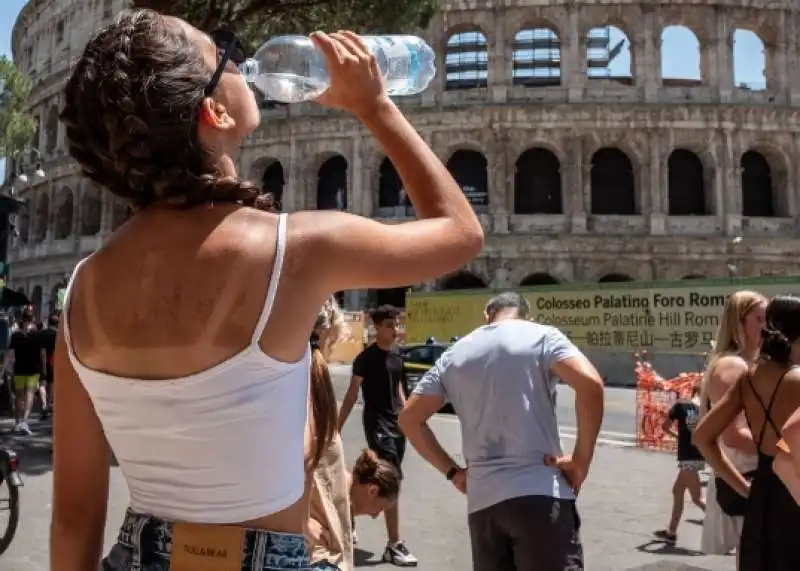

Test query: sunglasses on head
[205,29,248,96]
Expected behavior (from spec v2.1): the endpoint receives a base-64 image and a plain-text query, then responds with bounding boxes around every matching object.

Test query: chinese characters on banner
[405,277,800,353]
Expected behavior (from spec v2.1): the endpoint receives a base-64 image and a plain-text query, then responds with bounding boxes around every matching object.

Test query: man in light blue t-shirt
[399,292,605,571]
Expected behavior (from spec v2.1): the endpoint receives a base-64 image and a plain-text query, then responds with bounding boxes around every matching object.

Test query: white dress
[701,442,758,554]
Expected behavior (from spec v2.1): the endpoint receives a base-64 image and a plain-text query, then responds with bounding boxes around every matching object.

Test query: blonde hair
[700,290,767,414]
[315,296,350,357]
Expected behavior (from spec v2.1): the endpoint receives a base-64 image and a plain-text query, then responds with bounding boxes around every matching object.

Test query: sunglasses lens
[212,30,246,64]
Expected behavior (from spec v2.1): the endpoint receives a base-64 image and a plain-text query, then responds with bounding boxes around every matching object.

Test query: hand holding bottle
[310,31,389,117]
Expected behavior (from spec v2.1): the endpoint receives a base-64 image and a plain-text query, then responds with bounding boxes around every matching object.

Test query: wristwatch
[446,466,462,481]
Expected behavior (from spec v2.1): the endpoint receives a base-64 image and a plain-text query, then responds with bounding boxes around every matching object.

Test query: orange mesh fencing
[634,351,703,452]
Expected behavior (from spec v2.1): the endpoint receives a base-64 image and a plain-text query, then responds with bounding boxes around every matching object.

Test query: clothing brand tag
[169,522,244,571]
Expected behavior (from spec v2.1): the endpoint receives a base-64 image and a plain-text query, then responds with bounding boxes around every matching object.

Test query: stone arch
[446,150,489,208]
[317,155,348,210]
[33,193,49,243]
[44,104,59,155]
[732,28,767,91]
[514,147,562,214]
[520,273,560,286]
[80,185,102,236]
[660,25,702,85]
[598,273,634,283]
[590,147,636,215]
[667,149,708,215]
[377,157,405,209]
[31,285,43,321]
[261,160,285,209]
[586,24,632,83]
[512,26,561,87]
[740,149,778,217]
[54,187,74,239]
[440,272,487,290]
[444,28,489,90]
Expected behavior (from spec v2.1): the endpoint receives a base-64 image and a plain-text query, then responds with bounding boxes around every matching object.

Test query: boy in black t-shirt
[654,385,707,544]
[338,305,417,567]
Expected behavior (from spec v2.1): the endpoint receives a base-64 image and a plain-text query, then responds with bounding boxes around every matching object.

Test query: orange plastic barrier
[634,352,703,452]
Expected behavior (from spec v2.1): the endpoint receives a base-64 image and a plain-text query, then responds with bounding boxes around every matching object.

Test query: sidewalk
[0,413,729,570]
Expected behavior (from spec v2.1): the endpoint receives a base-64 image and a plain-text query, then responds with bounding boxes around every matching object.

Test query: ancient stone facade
[6,0,800,316]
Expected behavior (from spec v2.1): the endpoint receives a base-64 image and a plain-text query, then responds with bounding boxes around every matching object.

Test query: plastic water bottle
[241,35,436,104]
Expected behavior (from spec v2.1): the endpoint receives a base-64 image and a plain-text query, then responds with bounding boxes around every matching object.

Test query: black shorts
[365,425,406,477]
[468,495,583,571]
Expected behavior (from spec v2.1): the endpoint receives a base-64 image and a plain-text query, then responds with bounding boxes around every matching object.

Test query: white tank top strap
[61,255,92,362]
[250,212,288,347]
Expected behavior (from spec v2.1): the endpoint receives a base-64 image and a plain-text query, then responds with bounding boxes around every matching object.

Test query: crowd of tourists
[648,290,800,570]
[37,6,800,571]
[1,308,58,434]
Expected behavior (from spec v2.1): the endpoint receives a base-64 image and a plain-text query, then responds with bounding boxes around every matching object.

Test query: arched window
[377,157,405,209]
[740,150,774,217]
[590,148,636,215]
[441,272,486,290]
[512,27,561,87]
[667,149,707,215]
[446,150,489,208]
[598,273,634,283]
[520,273,559,286]
[54,188,74,239]
[317,155,348,210]
[262,161,285,209]
[445,30,489,90]
[33,194,49,242]
[514,148,562,214]
[81,188,102,236]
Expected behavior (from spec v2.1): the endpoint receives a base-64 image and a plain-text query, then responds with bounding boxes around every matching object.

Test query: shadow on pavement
[635,539,705,557]
[354,547,380,567]
[0,416,54,476]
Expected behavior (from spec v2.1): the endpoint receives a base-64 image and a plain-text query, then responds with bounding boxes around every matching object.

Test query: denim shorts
[102,508,311,571]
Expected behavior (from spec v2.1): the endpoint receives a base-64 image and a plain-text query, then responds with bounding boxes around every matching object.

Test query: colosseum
[5,0,800,318]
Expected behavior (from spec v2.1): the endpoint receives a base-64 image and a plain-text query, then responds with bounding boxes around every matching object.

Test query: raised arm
[295,32,484,295]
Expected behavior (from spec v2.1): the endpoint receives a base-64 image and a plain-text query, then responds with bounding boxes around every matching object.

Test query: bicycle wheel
[0,476,20,556]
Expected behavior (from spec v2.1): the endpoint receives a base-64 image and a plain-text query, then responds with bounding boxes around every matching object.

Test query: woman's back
[736,352,800,571]
[741,362,800,459]
[65,208,315,526]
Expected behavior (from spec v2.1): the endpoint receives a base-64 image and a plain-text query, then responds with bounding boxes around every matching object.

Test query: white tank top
[61,213,310,523]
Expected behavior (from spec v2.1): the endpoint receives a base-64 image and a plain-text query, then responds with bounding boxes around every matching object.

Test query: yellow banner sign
[406,278,800,354]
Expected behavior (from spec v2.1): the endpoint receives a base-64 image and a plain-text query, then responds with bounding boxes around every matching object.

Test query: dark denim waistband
[102,508,310,571]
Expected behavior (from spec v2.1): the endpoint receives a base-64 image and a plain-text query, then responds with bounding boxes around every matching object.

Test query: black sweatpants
[467,495,583,571]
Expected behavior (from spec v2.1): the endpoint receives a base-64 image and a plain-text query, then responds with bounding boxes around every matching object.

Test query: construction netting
[635,351,703,452]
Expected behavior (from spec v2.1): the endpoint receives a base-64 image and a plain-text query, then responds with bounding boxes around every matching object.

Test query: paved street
[330,364,638,441]
[0,405,730,571]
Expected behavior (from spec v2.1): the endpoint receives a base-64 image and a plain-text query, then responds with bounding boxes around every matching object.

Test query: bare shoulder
[710,354,749,378]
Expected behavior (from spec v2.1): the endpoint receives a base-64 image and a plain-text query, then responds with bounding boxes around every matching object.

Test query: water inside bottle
[250,72,327,103]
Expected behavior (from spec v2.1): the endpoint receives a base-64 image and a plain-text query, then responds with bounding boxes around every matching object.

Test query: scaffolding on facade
[587,26,625,78]
[512,28,561,87]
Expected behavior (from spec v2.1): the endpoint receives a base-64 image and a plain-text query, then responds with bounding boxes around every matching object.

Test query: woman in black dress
[694,294,800,571]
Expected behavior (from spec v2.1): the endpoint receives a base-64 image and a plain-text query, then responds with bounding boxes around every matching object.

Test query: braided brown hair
[59,9,259,208]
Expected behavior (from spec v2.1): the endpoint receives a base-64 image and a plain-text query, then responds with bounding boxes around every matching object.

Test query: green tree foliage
[0,56,37,159]
[133,0,439,50]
